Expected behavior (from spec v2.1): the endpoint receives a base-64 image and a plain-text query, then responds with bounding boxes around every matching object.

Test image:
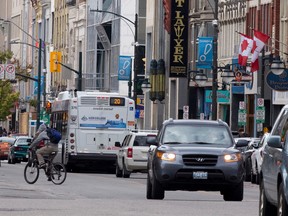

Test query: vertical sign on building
[169,0,189,78]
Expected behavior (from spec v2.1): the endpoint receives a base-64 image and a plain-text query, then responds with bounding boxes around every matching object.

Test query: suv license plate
[193,171,208,179]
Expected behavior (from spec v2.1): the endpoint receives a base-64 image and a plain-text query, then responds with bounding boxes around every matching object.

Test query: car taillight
[127,148,133,158]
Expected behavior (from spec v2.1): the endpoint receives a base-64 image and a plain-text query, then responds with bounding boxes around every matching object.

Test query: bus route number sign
[110,97,125,106]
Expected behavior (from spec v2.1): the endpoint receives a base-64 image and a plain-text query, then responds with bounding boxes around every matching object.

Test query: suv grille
[182,154,218,166]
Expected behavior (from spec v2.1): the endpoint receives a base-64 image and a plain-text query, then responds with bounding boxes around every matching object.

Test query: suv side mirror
[235,139,249,147]
[115,141,121,147]
[267,135,282,148]
[146,136,157,146]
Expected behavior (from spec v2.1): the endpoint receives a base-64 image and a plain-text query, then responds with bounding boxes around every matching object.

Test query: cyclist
[29,124,58,170]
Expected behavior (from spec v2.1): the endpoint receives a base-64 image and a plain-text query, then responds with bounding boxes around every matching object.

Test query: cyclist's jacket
[30,124,51,149]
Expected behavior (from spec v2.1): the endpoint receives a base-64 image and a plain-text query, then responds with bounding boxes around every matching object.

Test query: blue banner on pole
[118,56,132,81]
[196,37,213,69]
[33,76,44,96]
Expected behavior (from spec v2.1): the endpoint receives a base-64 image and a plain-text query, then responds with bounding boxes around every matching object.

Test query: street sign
[257,123,263,132]
[238,109,246,126]
[183,112,189,120]
[239,101,245,110]
[257,98,264,107]
[256,106,265,123]
[0,64,5,79]
[5,64,15,80]
[183,105,189,113]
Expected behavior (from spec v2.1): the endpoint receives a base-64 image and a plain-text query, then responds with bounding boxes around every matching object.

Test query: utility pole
[36,38,42,129]
[212,0,219,120]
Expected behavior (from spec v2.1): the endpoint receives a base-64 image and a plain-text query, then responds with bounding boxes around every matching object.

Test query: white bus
[51,90,135,171]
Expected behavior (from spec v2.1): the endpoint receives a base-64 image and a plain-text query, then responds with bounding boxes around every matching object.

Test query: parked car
[146,119,248,201]
[0,137,16,160]
[8,136,33,164]
[250,133,270,184]
[234,137,260,181]
[115,130,158,178]
[259,104,288,215]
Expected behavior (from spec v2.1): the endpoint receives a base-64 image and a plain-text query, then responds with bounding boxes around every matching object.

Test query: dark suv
[259,104,288,215]
[146,119,248,201]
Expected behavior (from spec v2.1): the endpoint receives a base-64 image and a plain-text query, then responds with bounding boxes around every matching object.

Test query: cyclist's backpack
[46,128,61,144]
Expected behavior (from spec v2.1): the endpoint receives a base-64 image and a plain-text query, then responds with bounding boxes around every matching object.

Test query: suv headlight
[156,152,176,161]
[224,153,241,162]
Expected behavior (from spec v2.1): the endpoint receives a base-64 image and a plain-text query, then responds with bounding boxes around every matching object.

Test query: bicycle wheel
[24,161,39,184]
[50,162,67,185]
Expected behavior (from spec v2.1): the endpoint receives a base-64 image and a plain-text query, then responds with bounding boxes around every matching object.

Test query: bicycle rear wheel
[24,161,39,184]
[50,162,67,185]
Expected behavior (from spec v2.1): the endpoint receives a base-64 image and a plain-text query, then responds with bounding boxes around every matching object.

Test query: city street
[0,161,259,216]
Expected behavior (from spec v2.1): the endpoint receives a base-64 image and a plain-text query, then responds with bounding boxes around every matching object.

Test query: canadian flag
[238,33,254,66]
[250,30,270,72]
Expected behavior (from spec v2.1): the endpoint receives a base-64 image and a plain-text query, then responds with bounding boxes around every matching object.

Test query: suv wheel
[278,182,288,216]
[146,172,152,199]
[115,162,123,178]
[122,162,131,178]
[151,174,164,200]
[259,180,277,216]
[245,159,251,182]
[223,180,243,201]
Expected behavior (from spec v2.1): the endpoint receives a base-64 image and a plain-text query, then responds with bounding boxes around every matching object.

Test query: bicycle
[24,148,67,185]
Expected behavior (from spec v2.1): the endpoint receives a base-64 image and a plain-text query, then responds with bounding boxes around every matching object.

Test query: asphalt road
[0,161,259,216]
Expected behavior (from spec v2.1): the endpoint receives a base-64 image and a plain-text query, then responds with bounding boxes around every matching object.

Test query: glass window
[272,109,288,140]
[162,124,232,146]
[134,136,149,147]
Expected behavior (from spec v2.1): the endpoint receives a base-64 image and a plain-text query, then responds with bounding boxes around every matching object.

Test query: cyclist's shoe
[47,177,52,181]
[39,163,46,169]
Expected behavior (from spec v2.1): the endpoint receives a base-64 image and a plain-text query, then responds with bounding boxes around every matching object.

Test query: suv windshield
[162,124,232,146]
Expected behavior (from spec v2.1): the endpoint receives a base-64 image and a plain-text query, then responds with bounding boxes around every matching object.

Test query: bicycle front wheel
[50,162,67,185]
[24,161,39,184]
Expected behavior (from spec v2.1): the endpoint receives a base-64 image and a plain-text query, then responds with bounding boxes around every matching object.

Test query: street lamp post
[89,9,139,103]
[212,0,219,120]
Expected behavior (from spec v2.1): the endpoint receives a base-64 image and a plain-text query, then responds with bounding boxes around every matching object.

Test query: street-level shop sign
[266,69,288,91]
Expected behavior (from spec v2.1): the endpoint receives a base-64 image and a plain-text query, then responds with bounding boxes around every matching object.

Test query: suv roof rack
[131,129,158,133]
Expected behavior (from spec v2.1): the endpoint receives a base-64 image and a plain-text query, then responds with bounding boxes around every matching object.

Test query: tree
[0,50,20,121]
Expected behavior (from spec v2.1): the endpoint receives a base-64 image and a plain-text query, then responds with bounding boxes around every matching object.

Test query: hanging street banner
[33,75,44,96]
[197,37,213,69]
[169,0,189,78]
[118,55,132,81]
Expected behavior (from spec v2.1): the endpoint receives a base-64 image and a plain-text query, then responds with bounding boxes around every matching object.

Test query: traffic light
[135,76,145,95]
[50,51,62,72]
[45,101,52,113]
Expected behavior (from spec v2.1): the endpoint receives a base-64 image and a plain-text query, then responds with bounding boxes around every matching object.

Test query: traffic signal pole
[36,38,42,129]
